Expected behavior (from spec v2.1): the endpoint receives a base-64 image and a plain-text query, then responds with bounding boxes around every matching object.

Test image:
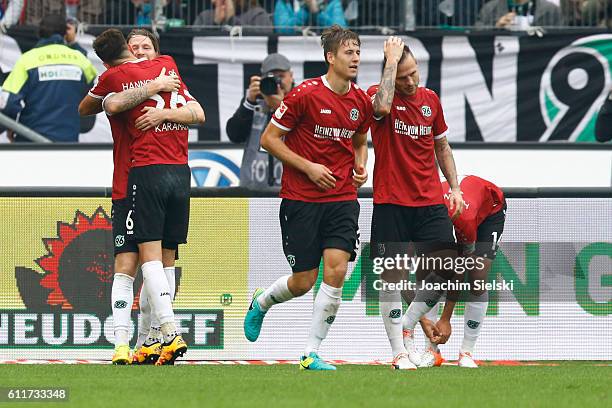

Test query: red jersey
[88,67,131,200]
[91,55,196,168]
[271,76,373,202]
[367,86,448,207]
[442,175,505,245]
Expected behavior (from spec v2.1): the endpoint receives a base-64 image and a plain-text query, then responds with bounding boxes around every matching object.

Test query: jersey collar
[123,58,148,65]
[321,75,352,96]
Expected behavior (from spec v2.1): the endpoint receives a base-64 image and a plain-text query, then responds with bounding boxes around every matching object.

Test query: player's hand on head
[434,318,452,344]
[352,164,368,188]
[306,162,336,191]
[247,75,262,103]
[384,36,405,64]
[449,189,464,220]
[135,106,167,131]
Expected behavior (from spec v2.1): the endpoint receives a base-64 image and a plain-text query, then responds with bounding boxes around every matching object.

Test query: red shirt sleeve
[357,97,373,134]
[270,88,304,132]
[366,85,378,99]
[88,71,113,99]
[432,92,448,139]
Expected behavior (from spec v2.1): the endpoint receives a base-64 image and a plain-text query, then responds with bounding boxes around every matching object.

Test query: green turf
[0,363,609,407]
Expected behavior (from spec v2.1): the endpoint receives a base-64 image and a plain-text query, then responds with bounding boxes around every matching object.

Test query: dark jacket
[193,6,273,33]
[476,0,564,27]
[226,97,282,188]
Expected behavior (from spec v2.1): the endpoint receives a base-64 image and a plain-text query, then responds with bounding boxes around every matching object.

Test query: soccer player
[243,25,372,371]
[420,175,506,368]
[83,29,204,365]
[122,28,190,365]
[367,37,464,369]
[78,42,180,365]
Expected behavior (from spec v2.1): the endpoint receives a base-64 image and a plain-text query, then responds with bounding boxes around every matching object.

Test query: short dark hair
[127,28,160,55]
[93,29,130,64]
[39,14,67,39]
[381,45,416,73]
[320,25,360,66]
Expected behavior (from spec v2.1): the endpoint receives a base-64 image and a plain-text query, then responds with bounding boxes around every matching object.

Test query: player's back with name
[95,55,195,168]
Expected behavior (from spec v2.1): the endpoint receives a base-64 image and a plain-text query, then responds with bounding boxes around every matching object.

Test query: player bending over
[420,175,506,368]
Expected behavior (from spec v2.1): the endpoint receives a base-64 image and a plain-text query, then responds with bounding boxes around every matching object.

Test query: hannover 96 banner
[0,30,610,142]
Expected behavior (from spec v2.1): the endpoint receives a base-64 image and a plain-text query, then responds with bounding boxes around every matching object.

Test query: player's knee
[289,270,318,296]
[114,252,138,278]
[323,264,347,287]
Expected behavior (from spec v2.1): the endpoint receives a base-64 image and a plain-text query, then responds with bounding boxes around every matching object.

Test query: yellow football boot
[132,342,162,365]
[112,345,132,365]
[154,335,187,366]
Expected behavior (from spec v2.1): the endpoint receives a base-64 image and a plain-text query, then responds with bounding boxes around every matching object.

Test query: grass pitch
[0,362,609,407]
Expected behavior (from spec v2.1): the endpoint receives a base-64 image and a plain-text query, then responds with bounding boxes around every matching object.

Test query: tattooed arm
[134,101,206,131]
[103,67,180,115]
[372,36,405,118]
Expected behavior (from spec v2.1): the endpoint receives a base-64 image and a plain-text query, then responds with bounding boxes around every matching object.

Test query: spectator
[0,0,24,32]
[595,90,611,142]
[226,53,294,189]
[24,0,65,26]
[193,0,272,33]
[274,0,347,33]
[580,0,612,27]
[0,14,97,142]
[77,0,104,25]
[417,0,485,27]
[65,17,87,55]
[105,0,137,25]
[66,0,78,19]
[476,0,563,29]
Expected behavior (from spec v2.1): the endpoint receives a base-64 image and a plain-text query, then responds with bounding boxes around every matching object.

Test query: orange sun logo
[35,207,112,310]
[15,207,142,313]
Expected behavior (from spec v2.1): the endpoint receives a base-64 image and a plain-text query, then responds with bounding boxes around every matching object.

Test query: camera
[260,73,282,96]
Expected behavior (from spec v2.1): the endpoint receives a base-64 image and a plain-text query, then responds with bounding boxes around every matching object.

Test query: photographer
[226,53,294,189]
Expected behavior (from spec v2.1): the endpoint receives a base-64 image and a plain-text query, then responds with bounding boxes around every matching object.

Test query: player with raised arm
[419,175,506,368]
[243,25,372,371]
[368,37,464,369]
[83,29,204,365]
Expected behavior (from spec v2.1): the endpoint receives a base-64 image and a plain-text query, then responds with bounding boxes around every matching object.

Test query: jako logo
[189,151,241,187]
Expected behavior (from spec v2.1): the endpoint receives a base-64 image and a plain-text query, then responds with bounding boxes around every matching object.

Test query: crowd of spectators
[0,0,610,33]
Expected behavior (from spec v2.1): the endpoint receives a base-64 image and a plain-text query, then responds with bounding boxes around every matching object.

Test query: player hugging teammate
[80,28,205,365]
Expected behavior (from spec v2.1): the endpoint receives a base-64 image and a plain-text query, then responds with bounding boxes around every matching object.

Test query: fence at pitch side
[0,189,610,361]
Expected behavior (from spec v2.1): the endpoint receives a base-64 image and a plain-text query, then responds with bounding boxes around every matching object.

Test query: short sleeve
[367,84,385,121]
[88,73,112,100]
[270,90,303,132]
[357,89,374,134]
[432,93,448,140]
